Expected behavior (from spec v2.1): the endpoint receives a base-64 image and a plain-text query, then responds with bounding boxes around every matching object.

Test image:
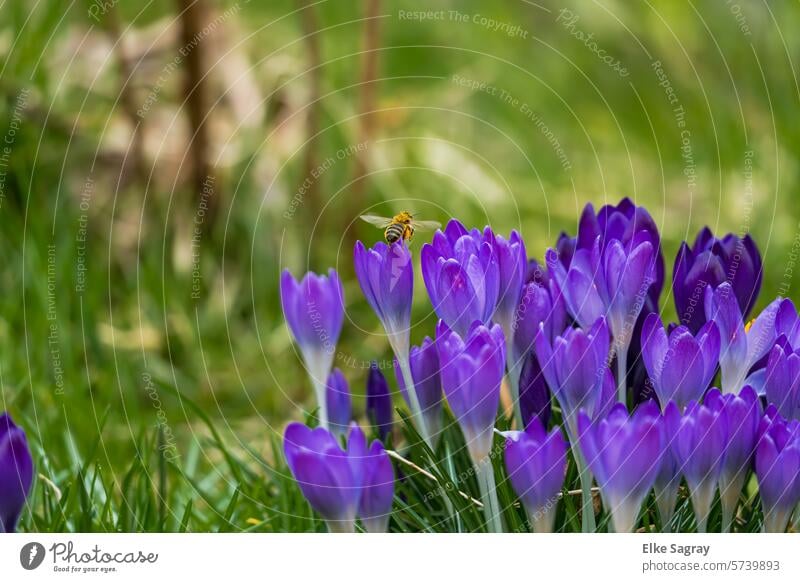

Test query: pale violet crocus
[354,241,430,444]
[640,313,720,409]
[395,337,443,448]
[437,321,506,532]
[280,269,345,429]
[665,394,729,532]
[705,387,761,531]
[578,401,665,532]
[491,231,527,430]
[704,282,780,394]
[535,316,615,532]
[326,369,351,440]
[504,419,567,532]
[755,407,800,532]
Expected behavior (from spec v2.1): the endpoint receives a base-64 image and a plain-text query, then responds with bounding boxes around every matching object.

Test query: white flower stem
[616,343,628,404]
[396,356,432,448]
[311,376,329,430]
[475,455,503,533]
[326,519,355,533]
[574,444,596,533]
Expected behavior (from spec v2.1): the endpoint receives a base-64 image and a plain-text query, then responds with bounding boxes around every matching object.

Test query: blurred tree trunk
[296,1,323,268]
[176,0,217,231]
[348,0,381,254]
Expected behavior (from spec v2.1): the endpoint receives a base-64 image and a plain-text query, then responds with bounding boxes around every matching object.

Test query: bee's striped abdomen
[385,223,405,243]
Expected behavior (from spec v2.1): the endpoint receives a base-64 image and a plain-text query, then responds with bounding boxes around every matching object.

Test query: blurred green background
[1,0,799,528]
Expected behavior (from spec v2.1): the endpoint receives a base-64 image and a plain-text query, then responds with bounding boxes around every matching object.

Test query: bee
[360,211,441,244]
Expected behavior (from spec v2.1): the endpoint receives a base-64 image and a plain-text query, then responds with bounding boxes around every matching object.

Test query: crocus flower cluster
[280,198,800,533]
[0,413,34,533]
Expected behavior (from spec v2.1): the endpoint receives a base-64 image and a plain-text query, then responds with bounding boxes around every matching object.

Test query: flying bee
[360,211,441,244]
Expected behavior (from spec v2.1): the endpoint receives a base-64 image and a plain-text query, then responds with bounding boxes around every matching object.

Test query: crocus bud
[640,313,720,409]
[280,269,345,428]
[359,440,395,533]
[421,220,500,337]
[517,352,551,430]
[504,419,566,532]
[326,369,351,439]
[705,387,761,531]
[578,401,665,533]
[491,230,527,343]
[665,394,729,532]
[395,338,443,447]
[511,278,567,371]
[755,407,800,532]
[0,413,34,532]
[366,363,393,441]
[354,241,413,359]
[535,317,613,437]
[673,228,762,332]
[436,321,505,463]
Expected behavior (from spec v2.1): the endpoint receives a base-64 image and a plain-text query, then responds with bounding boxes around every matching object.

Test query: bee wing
[410,220,442,231]
[360,214,394,228]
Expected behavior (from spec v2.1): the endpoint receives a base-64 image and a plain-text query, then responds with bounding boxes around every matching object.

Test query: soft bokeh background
[1,0,799,529]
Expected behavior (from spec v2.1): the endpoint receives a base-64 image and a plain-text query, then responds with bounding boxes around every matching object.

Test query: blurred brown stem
[176,0,217,230]
[102,4,145,187]
[296,1,323,261]
[348,0,380,251]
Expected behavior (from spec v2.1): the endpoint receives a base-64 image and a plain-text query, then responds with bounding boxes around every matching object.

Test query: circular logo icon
[20,542,46,570]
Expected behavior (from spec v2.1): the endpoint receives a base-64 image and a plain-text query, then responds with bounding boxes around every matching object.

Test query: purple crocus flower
[283,422,365,532]
[280,269,345,428]
[548,237,655,402]
[504,419,566,532]
[755,407,800,532]
[763,344,800,421]
[704,282,780,394]
[640,313,720,409]
[518,352,552,430]
[492,230,527,338]
[534,317,614,436]
[653,436,680,530]
[511,277,567,370]
[359,440,395,533]
[395,337,443,447]
[326,369,351,440]
[509,274,566,429]
[573,198,665,304]
[437,320,506,531]
[421,220,500,337]
[665,394,729,532]
[674,228,762,333]
[365,363,393,442]
[578,401,665,533]
[436,321,505,463]
[0,413,34,532]
[284,422,394,532]
[705,386,761,531]
[354,240,413,358]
